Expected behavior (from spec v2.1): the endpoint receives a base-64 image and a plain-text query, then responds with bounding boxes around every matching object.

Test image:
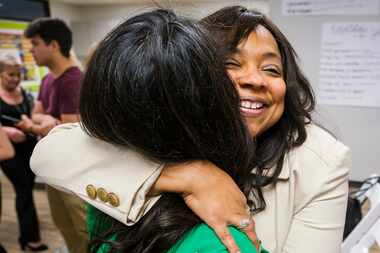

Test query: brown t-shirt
[38,66,82,119]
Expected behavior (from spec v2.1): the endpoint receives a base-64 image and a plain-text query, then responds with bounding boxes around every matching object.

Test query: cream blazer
[30,123,350,253]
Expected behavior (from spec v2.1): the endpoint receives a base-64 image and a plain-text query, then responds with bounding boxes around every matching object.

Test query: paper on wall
[283,0,380,15]
[318,22,380,107]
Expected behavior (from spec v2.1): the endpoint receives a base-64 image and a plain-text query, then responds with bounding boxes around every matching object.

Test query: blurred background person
[0,126,15,253]
[0,54,48,251]
[0,127,14,160]
[24,18,87,253]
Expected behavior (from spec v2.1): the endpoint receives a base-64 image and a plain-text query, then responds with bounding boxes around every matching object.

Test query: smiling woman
[32,8,265,253]
[30,5,351,253]
[225,25,286,136]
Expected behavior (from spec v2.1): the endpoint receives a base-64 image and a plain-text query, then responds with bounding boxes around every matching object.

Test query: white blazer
[30,123,350,253]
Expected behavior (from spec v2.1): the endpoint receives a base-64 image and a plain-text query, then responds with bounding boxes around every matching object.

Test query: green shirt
[87,205,269,253]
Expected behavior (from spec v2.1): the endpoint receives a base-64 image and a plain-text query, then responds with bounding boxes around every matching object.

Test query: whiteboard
[269,0,380,181]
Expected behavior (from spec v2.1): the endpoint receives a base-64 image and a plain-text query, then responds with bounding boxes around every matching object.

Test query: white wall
[49,1,82,24]
[49,0,269,60]
[74,0,269,21]
[269,0,380,181]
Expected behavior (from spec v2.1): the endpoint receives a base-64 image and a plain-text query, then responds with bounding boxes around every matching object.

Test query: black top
[0,89,33,127]
[0,89,37,146]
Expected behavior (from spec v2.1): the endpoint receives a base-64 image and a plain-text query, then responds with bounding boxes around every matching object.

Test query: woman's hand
[0,128,14,160]
[18,114,60,136]
[152,161,258,253]
[2,126,26,143]
[15,115,34,132]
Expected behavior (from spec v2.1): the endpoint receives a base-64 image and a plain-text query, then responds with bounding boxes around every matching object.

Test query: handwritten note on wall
[318,22,380,107]
[283,0,380,15]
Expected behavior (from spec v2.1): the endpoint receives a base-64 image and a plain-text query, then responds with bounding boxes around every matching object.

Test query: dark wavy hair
[24,18,72,57]
[81,9,257,253]
[201,6,315,186]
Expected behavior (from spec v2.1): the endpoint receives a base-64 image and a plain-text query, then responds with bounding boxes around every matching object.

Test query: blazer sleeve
[30,123,164,225]
[281,135,351,253]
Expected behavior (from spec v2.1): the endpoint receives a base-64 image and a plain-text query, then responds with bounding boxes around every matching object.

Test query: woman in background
[0,125,15,253]
[0,55,48,251]
[31,6,350,253]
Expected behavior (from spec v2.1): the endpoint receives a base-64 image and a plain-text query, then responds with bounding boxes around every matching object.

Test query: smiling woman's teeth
[240,101,264,109]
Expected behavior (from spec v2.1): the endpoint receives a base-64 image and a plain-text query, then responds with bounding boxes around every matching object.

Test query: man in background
[24,18,87,253]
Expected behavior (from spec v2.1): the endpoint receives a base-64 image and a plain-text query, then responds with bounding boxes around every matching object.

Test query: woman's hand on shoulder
[152,161,258,253]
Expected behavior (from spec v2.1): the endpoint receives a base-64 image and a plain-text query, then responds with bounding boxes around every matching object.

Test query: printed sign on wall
[283,0,380,15]
[318,22,380,107]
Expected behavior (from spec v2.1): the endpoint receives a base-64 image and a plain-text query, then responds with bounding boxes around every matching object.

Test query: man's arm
[15,114,58,137]
[32,101,46,122]
[29,100,57,135]
[60,114,79,123]
[57,73,81,123]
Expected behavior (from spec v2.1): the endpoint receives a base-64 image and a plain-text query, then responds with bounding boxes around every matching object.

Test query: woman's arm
[153,161,259,253]
[16,114,59,136]
[0,127,14,160]
[30,123,164,224]
[30,123,257,253]
[2,126,26,143]
[87,204,265,253]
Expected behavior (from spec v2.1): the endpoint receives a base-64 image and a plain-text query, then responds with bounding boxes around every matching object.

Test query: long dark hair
[201,6,315,186]
[81,9,257,253]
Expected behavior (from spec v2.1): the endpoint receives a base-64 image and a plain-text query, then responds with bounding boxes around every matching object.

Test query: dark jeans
[0,138,40,244]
